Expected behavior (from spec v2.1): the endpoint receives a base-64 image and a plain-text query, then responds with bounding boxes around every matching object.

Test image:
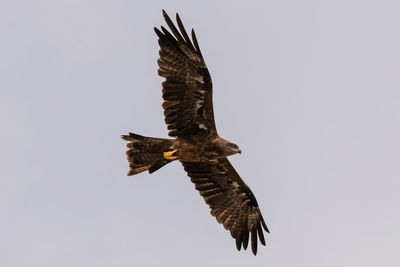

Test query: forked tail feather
[121,133,175,175]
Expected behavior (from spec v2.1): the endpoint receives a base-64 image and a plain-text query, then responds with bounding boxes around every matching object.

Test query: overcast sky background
[1,0,399,266]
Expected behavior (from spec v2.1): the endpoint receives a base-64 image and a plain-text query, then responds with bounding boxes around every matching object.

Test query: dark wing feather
[155,10,216,137]
[182,158,269,255]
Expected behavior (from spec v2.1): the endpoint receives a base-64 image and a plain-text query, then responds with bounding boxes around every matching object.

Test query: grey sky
[1,0,399,266]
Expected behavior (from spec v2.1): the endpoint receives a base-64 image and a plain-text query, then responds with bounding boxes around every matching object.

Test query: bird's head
[223,141,242,156]
[213,138,242,157]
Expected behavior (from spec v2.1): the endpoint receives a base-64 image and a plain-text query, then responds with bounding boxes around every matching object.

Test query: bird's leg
[163,149,178,160]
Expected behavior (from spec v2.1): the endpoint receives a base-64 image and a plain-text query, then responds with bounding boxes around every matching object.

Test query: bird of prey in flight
[122,10,269,255]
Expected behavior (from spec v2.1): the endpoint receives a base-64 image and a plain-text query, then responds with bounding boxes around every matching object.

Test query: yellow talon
[164,149,178,160]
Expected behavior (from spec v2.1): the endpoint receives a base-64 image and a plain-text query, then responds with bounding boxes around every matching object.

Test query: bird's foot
[163,149,178,160]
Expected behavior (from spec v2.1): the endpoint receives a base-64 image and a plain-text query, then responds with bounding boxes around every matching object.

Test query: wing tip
[251,228,258,255]
[261,216,270,233]
[258,223,266,246]
[154,27,163,38]
[235,238,242,251]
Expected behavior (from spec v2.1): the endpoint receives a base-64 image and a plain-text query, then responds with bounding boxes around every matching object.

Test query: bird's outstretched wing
[181,158,269,255]
[155,10,216,138]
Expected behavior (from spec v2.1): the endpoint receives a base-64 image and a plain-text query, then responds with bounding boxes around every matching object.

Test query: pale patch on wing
[199,124,208,130]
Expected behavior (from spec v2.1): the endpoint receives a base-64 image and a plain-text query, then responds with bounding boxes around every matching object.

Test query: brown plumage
[122,10,269,255]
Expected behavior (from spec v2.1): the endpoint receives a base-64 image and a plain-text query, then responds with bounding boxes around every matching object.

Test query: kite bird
[122,10,269,255]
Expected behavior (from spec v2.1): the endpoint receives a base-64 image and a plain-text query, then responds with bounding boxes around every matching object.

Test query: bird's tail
[121,133,175,175]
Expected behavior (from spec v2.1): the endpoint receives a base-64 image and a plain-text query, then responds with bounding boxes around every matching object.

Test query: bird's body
[122,10,269,255]
[168,135,239,161]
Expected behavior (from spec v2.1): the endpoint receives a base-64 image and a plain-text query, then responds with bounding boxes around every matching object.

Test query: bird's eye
[228,143,238,149]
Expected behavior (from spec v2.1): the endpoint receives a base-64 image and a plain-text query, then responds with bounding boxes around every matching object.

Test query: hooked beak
[233,148,242,154]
